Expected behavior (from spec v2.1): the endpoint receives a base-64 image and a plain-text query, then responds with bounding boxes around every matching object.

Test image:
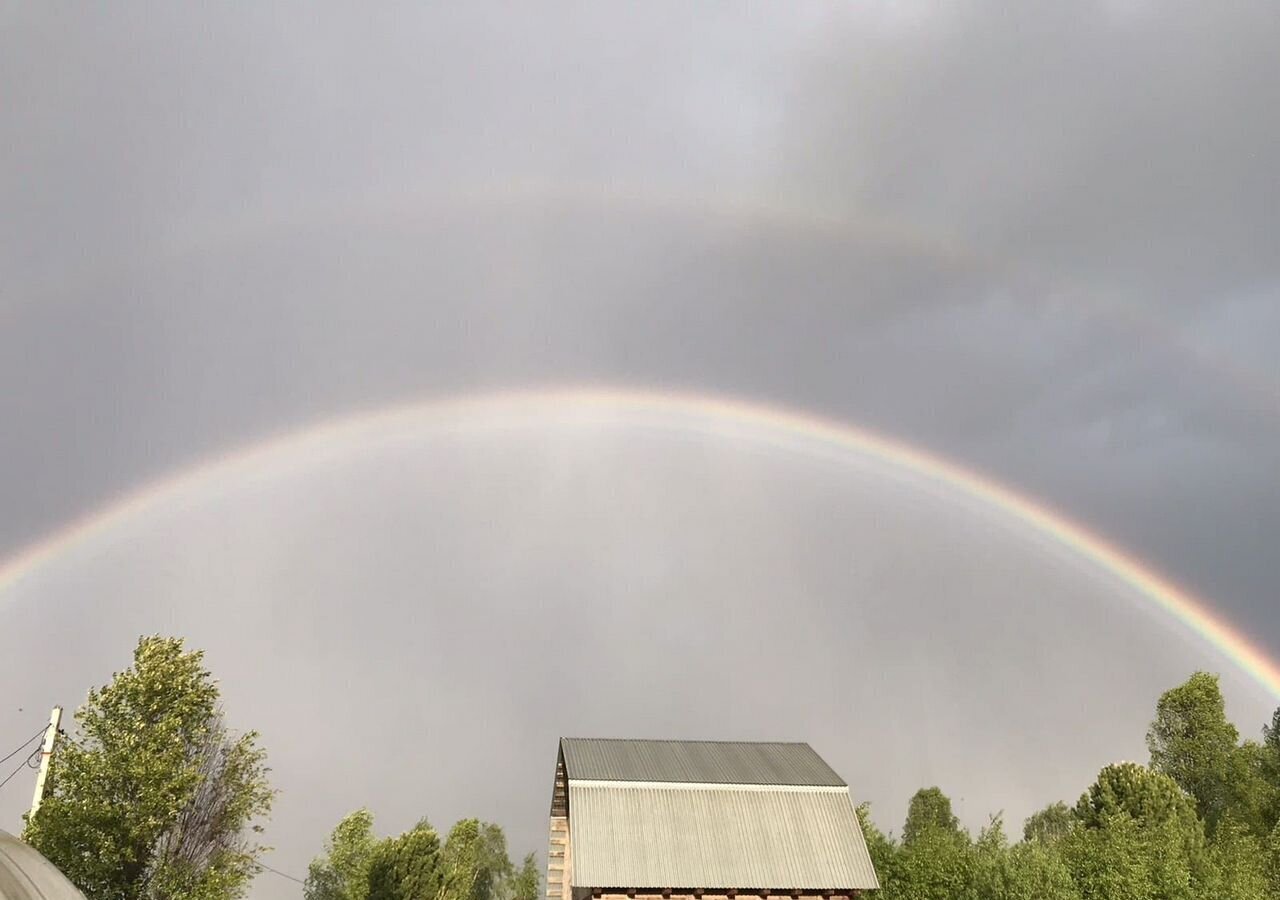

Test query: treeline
[21,636,540,900]
[20,635,1280,900]
[860,672,1280,900]
[302,810,539,900]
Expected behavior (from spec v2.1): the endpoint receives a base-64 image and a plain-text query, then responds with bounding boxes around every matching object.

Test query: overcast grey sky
[2,3,1279,899]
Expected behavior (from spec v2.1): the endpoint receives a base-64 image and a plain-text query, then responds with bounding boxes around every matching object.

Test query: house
[0,831,88,900]
[546,738,879,900]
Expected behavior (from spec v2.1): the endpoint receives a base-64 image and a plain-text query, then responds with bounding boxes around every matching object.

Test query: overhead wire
[0,741,44,792]
[256,861,306,885]
[0,724,50,766]
[3,724,304,888]
[0,723,56,796]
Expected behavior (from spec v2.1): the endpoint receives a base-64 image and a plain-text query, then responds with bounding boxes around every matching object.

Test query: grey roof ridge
[560,737,813,745]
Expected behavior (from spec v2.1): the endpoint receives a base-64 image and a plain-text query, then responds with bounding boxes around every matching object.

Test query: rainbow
[2,386,1277,699]
[13,177,1279,419]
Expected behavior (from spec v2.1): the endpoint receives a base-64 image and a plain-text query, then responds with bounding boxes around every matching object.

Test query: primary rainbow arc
[1,386,1276,700]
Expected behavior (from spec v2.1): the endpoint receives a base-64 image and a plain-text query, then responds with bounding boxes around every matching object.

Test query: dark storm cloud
[785,1,1280,301]
[774,0,1280,632]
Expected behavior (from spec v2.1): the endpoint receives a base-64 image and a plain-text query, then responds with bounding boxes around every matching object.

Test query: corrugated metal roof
[560,739,845,786]
[568,783,878,891]
[0,832,87,900]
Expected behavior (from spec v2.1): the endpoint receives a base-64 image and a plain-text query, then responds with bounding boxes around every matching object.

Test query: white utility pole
[29,706,62,821]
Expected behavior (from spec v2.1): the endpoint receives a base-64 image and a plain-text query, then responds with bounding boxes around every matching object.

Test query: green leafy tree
[1263,709,1280,750]
[970,814,1009,900]
[967,815,1080,900]
[24,636,272,900]
[1259,710,1280,832]
[893,828,973,900]
[1024,802,1074,846]
[1267,822,1280,897]
[1146,672,1241,832]
[998,843,1080,900]
[1070,763,1212,900]
[854,804,898,899]
[1201,817,1268,900]
[1074,763,1201,835]
[367,822,445,900]
[1061,813,1157,900]
[305,810,379,900]
[901,787,964,847]
[1227,740,1279,836]
[441,820,513,900]
[508,854,540,900]
[892,789,973,900]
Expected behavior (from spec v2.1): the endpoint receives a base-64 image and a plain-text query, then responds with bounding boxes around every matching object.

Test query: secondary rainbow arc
[0,386,1276,700]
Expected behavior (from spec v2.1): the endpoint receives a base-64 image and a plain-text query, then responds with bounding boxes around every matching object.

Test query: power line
[0,742,42,792]
[257,862,306,886]
[0,724,50,767]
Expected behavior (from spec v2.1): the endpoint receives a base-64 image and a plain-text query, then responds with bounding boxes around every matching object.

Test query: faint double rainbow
[0,386,1277,700]
[10,177,1279,421]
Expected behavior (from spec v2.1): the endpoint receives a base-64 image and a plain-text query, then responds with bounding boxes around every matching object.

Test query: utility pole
[29,706,62,822]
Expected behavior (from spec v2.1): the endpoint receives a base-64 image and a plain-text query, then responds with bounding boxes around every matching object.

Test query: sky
[2,2,1279,898]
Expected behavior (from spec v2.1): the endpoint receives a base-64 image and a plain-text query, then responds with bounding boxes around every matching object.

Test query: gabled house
[547,738,879,900]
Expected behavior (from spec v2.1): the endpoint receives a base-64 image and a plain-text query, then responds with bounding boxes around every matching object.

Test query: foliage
[509,854,540,900]
[1024,801,1074,846]
[441,820,514,900]
[856,677,1280,900]
[1264,709,1280,751]
[997,842,1080,900]
[891,788,973,900]
[1073,763,1201,834]
[901,787,964,846]
[307,812,525,900]
[1267,822,1280,897]
[306,810,380,900]
[854,802,899,895]
[1147,672,1241,832]
[367,822,445,900]
[23,636,272,900]
[1201,817,1269,900]
[1069,763,1211,900]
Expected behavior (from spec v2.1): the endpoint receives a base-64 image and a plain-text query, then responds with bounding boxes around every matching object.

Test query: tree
[509,854,540,900]
[901,787,964,847]
[1070,763,1211,900]
[892,788,974,900]
[1201,817,1268,900]
[998,843,1080,900]
[1226,740,1279,836]
[1267,822,1280,898]
[366,822,445,900]
[1061,813,1157,900]
[307,813,524,900]
[1264,708,1280,752]
[24,636,272,900]
[966,815,1080,900]
[1260,709,1280,832]
[892,828,973,900]
[854,804,898,899]
[1074,763,1201,835]
[1023,802,1074,846]
[441,820,513,900]
[1146,672,1240,832]
[969,814,1009,900]
[305,810,379,900]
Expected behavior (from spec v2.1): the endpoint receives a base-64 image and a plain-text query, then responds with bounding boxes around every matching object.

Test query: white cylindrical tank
[0,832,88,900]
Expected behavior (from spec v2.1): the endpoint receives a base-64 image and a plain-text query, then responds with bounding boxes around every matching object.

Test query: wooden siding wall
[547,816,571,900]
